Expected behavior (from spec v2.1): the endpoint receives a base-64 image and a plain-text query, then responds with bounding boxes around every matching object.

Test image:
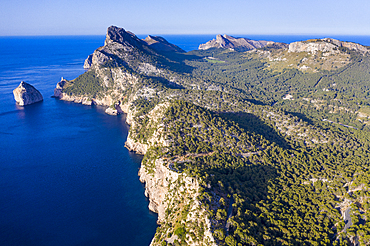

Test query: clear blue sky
[1,0,370,36]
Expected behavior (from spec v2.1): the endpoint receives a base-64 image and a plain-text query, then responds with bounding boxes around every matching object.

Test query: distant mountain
[248,37,370,73]
[198,34,288,51]
[288,38,369,54]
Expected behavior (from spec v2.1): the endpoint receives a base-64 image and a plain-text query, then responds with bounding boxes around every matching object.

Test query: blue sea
[0,36,158,246]
[1,34,370,246]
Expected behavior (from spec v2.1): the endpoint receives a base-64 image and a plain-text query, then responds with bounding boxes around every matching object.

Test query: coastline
[54,93,217,245]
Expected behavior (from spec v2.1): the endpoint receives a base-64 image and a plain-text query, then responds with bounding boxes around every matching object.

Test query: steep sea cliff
[53,26,218,245]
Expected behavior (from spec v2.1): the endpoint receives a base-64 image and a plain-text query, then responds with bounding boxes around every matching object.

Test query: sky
[1,0,370,36]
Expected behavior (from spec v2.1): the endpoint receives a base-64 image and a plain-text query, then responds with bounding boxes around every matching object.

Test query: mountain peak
[105,26,144,47]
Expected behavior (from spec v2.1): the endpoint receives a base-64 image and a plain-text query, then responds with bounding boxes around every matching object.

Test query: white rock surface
[13,81,43,106]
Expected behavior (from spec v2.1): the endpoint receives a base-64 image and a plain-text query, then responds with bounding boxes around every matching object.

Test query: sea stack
[13,81,43,106]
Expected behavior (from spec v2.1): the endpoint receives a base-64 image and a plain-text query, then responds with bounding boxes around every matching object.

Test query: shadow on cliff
[158,51,203,74]
[220,112,290,149]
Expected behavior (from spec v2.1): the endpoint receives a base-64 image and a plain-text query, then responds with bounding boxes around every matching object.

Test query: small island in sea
[54,25,370,245]
[13,81,43,106]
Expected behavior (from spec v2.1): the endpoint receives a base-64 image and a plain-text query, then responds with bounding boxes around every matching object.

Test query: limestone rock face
[13,81,43,106]
[199,34,288,51]
[83,54,93,69]
[288,41,338,54]
[288,38,369,54]
[53,77,68,98]
[105,25,144,48]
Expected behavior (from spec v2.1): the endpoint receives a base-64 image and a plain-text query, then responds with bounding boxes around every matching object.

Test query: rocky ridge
[13,81,43,106]
[248,37,365,72]
[288,38,369,54]
[199,34,288,51]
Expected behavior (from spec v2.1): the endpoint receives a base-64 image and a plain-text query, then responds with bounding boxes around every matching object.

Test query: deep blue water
[0,36,157,246]
[1,34,370,246]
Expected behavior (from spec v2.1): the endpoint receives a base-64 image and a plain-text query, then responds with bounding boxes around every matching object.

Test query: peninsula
[55,26,370,245]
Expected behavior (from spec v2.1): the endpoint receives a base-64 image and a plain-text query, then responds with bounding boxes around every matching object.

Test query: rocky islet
[13,81,43,106]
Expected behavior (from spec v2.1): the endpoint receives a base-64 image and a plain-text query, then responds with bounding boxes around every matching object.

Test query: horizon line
[2,33,370,38]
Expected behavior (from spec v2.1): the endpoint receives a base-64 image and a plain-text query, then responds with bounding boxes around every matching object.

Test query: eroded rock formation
[13,81,43,106]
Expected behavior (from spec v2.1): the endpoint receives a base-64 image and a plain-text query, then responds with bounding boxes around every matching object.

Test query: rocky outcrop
[55,27,149,114]
[53,77,131,113]
[125,136,148,155]
[105,101,124,115]
[323,38,369,53]
[53,77,68,98]
[139,158,216,246]
[289,38,369,54]
[288,40,339,54]
[139,158,180,223]
[105,25,147,49]
[13,81,43,106]
[199,34,287,51]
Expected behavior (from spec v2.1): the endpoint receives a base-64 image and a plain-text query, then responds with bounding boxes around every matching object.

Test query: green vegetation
[148,101,370,245]
[63,70,105,97]
[64,34,370,245]
[205,57,226,64]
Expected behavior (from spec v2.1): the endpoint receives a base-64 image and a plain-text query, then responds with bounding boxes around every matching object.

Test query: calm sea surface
[1,34,370,246]
[0,36,157,246]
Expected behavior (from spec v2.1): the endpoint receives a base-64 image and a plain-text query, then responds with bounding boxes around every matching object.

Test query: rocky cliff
[139,158,216,246]
[288,40,338,54]
[199,34,288,51]
[124,102,216,246]
[13,81,43,106]
[323,38,369,53]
